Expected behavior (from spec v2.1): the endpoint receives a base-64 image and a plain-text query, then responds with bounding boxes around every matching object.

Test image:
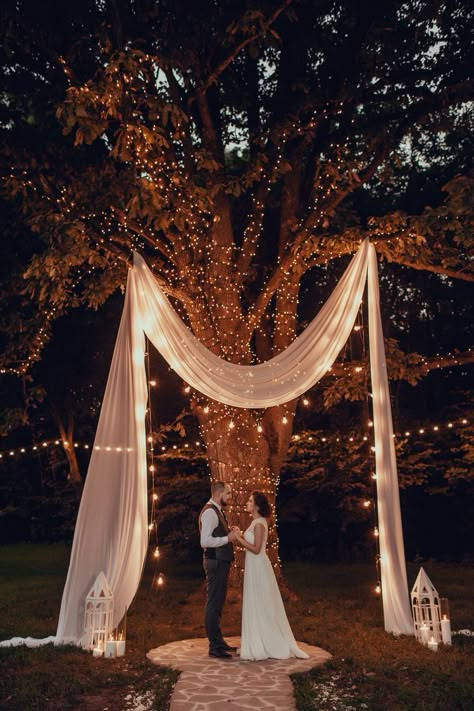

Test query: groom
[199,480,238,658]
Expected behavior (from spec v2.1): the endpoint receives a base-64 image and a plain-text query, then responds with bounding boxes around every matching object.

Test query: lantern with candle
[411,567,442,644]
[83,571,114,652]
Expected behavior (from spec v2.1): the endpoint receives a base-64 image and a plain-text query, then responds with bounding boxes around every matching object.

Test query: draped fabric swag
[55,239,414,646]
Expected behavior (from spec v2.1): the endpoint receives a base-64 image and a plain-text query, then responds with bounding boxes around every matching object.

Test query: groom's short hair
[211,480,227,496]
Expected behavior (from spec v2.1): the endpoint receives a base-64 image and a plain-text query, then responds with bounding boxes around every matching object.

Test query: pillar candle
[441,616,452,645]
[92,646,103,657]
[104,640,117,658]
[116,640,126,657]
[420,623,430,645]
[427,636,438,652]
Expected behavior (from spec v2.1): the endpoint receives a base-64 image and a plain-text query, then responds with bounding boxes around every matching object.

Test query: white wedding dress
[240,517,310,661]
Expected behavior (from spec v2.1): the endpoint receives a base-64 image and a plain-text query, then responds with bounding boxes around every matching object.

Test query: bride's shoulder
[255,516,268,526]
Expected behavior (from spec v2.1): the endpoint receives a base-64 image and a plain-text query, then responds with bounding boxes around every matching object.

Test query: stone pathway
[147,637,331,710]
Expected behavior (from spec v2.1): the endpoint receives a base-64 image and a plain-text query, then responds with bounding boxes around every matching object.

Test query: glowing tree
[1,1,473,572]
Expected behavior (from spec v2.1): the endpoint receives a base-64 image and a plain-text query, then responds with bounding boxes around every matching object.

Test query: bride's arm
[235,523,265,554]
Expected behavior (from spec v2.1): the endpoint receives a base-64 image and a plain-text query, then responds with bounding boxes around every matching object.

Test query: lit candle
[427,636,438,652]
[116,632,126,657]
[441,615,452,645]
[420,623,430,645]
[104,639,117,658]
[92,643,103,657]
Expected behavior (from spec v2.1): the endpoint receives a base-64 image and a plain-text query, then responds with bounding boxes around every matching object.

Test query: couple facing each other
[199,480,309,661]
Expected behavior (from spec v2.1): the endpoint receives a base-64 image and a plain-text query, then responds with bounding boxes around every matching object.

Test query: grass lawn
[0,544,473,710]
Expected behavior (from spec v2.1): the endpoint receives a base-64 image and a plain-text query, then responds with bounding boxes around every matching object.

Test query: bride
[234,491,309,661]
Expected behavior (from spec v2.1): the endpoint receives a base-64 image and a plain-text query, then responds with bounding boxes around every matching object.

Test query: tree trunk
[54,415,83,486]
[195,400,285,589]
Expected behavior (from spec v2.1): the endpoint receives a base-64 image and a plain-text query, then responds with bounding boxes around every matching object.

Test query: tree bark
[53,414,83,485]
[194,399,284,588]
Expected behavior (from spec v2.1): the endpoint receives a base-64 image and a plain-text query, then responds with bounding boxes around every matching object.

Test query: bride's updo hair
[252,491,271,518]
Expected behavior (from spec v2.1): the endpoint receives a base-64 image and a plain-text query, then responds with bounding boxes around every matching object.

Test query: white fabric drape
[56,268,148,645]
[132,240,369,407]
[52,238,412,646]
[368,246,413,634]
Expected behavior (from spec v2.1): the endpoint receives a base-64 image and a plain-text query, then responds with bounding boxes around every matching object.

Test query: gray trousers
[203,558,231,652]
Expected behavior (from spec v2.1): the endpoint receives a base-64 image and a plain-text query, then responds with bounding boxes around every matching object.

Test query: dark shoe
[219,643,237,652]
[209,649,232,659]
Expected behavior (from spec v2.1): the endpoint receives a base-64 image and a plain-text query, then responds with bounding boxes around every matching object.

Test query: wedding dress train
[240,517,310,661]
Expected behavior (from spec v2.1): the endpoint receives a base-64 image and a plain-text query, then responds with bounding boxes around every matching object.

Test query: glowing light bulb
[157,573,164,586]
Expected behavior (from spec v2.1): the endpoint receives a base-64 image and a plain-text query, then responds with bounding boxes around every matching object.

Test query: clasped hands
[228,525,243,543]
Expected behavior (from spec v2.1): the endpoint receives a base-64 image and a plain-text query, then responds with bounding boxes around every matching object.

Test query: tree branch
[327,349,474,379]
[237,184,268,277]
[198,0,293,95]
[110,207,176,262]
[385,255,474,283]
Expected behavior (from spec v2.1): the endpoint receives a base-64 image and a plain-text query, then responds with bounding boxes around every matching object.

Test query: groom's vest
[199,503,234,561]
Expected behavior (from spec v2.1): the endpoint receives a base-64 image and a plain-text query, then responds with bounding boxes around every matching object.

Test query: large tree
[1,0,473,573]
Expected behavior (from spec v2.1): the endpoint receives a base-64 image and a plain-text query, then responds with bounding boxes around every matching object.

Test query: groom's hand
[228,530,237,542]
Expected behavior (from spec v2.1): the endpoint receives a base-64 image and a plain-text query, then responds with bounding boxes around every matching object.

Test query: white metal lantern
[411,567,442,643]
[83,571,114,652]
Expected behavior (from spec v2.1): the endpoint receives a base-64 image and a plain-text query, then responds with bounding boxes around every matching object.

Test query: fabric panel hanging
[132,240,369,408]
[368,244,413,635]
[55,268,148,645]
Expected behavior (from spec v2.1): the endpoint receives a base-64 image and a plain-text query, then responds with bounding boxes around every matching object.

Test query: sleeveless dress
[239,517,310,661]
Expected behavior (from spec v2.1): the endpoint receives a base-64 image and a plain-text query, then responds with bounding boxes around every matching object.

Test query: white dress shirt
[200,499,229,549]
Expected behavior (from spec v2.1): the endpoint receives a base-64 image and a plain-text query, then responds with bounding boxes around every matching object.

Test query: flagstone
[147,637,331,710]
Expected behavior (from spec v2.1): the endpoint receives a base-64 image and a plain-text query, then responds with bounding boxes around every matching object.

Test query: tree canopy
[0,1,473,565]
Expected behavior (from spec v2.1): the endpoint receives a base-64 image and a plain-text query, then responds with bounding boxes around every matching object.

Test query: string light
[1,47,470,593]
[0,415,469,460]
